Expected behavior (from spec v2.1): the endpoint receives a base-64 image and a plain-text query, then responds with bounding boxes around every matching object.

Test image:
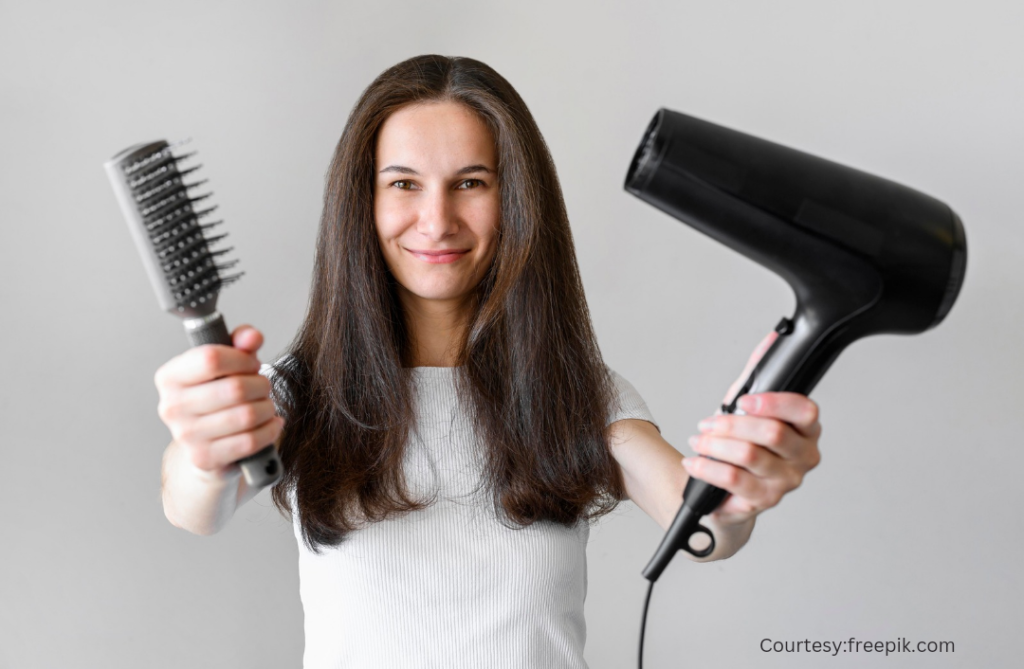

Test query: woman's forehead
[376,101,496,172]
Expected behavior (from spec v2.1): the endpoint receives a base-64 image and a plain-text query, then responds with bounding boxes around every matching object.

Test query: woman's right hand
[154,325,284,482]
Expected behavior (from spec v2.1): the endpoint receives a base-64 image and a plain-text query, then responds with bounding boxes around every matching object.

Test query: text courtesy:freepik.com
[760,637,954,657]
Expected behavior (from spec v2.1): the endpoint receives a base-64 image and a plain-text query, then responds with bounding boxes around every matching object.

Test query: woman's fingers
[180,398,279,444]
[684,377,824,523]
[186,374,274,417]
[155,343,262,391]
[738,392,821,438]
[682,390,824,517]
[173,399,281,471]
[682,455,787,510]
[152,323,281,477]
[688,434,788,480]
[188,415,284,473]
[160,374,273,421]
[695,412,805,461]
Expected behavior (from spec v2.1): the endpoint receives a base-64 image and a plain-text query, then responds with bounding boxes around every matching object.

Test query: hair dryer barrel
[625,109,966,342]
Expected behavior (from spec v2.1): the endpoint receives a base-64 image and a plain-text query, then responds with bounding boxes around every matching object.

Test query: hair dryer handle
[641,489,721,581]
[642,308,862,582]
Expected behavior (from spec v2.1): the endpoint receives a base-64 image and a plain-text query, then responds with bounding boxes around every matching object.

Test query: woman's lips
[406,248,470,264]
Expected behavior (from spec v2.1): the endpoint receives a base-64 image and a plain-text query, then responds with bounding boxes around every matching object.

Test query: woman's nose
[415,190,459,240]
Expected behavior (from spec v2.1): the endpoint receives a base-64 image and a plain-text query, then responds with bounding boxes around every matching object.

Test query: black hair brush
[104,139,282,489]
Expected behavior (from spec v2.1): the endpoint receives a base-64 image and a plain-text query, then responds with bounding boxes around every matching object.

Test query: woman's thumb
[231,324,264,353]
[721,330,779,407]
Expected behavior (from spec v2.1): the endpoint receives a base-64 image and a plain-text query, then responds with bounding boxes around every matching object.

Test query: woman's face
[374,101,500,314]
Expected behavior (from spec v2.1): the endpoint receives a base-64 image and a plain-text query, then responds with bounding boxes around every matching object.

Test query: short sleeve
[606,366,660,431]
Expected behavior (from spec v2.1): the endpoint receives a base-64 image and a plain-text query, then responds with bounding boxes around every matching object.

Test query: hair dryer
[625,109,966,582]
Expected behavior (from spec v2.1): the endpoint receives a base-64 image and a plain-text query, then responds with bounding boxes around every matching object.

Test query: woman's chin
[399,284,474,306]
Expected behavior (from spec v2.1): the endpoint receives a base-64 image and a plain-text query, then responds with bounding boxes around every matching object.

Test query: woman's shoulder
[603,364,660,430]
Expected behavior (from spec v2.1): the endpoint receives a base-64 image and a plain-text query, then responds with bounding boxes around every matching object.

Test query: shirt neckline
[404,366,460,379]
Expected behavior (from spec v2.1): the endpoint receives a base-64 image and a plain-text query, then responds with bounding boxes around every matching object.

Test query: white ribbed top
[258,362,657,669]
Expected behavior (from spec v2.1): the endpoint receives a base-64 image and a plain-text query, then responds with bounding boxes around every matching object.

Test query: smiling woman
[256,54,649,668]
[154,52,821,669]
[265,53,638,545]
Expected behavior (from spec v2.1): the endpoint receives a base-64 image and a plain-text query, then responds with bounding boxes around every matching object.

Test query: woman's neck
[399,289,474,367]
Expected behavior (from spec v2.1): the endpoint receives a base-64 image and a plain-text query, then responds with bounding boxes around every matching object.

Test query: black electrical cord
[638,579,654,669]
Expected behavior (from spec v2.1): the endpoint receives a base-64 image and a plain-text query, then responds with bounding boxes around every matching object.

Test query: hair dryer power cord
[638,579,654,669]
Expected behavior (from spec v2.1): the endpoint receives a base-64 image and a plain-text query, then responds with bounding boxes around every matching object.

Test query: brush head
[104,139,243,319]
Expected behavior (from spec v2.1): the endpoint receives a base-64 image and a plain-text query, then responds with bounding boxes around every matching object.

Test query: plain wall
[1,1,1021,667]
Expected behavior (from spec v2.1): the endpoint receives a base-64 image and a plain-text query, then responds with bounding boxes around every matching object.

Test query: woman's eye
[392,180,415,190]
[457,179,484,190]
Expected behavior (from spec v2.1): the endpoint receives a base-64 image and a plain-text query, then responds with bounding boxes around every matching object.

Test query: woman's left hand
[682,331,823,528]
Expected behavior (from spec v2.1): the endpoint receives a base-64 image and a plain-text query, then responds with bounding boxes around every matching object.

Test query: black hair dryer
[625,109,967,582]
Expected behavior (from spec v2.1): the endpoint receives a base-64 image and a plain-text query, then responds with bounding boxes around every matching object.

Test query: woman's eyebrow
[379,165,420,175]
[378,164,494,175]
[455,164,493,175]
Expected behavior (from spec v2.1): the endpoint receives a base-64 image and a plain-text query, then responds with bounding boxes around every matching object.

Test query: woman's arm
[161,434,279,535]
[607,418,755,562]
[607,331,822,562]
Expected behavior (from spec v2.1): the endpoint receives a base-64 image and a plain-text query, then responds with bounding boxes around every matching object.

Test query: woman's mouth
[406,248,470,264]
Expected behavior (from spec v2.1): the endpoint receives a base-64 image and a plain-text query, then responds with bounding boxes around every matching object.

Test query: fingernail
[687,435,700,450]
[738,395,759,413]
[683,457,698,472]
[698,418,715,432]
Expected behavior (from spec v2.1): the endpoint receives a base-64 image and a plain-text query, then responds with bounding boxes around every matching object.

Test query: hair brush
[104,139,282,489]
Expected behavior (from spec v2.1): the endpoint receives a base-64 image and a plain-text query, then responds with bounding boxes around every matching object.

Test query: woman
[155,55,822,668]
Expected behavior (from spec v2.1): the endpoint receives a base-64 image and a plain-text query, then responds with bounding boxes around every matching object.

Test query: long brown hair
[269,54,624,553]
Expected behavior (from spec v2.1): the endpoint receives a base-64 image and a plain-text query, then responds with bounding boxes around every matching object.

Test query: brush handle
[183,312,283,489]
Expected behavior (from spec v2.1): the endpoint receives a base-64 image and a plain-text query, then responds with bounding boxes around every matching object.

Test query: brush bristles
[122,143,242,310]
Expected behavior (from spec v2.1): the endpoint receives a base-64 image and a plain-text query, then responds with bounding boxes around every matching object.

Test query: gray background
[1,0,1020,667]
